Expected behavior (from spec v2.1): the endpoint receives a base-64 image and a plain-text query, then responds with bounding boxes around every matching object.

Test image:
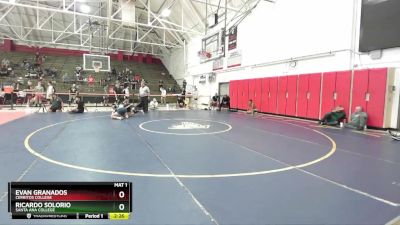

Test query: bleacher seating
[0,51,180,98]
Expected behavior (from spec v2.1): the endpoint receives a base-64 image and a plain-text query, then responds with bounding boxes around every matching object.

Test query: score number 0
[118,191,125,211]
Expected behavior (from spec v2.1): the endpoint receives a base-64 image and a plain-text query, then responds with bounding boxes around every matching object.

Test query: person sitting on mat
[69,96,85,114]
[111,104,128,120]
[177,96,185,108]
[149,98,158,110]
[246,99,256,115]
[344,106,367,130]
[49,94,63,112]
[210,93,219,110]
[218,95,230,111]
[319,105,346,126]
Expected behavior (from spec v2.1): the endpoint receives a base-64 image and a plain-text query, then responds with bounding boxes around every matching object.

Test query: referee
[138,80,150,113]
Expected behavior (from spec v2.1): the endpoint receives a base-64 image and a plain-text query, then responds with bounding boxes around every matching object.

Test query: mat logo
[168,122,210,130]
[26,213,31,219]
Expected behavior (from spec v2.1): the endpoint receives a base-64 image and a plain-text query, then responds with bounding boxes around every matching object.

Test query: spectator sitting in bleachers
[48,67,57,78]
[117,73,123,81]
[1,58,10,68]
[0,67,8,76]
[22,59,30,69]
[62,73,68,83]
[112,68,117,76]
[131,78,137,90]
[26,80,33,90]
[35,51,40,64]
[106,73,112,83]
[75,66,82,79]
[345,106,367,130]
[88,74,95,92]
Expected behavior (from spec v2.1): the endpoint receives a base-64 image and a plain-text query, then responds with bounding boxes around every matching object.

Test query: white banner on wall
[212,57,224,71]
[227,50,242,68]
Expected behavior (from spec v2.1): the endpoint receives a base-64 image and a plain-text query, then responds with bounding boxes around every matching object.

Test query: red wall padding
[277,76,288,115]
[286,75,298,116]
[351,70,369,116]
[229,80,238,108]
[268,77,278,114]
[241,80,249,110]
[307,73,322,119]
[352,68,387,127]
[366,68,387,127]
[261,78,270,113]
[297,75,309,118]
[228,68,388,127]
[335,70,352,118]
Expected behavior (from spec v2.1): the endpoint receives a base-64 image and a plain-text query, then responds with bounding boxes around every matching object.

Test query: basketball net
[94,66,100,73]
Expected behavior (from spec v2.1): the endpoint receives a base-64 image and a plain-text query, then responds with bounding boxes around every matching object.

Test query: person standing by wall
[46,81,55,103]
[123,83,130,101]
[68,83,79,106]
[138,80,150,113]
[182,79,187,91]
[160,86,167,105]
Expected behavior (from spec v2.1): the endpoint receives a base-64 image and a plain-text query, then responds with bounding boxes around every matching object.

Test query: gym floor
[0,110,399,225]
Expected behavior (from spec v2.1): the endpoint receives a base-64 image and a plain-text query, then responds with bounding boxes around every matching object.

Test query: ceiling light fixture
[161,8,171,17]
[80,4,91,14]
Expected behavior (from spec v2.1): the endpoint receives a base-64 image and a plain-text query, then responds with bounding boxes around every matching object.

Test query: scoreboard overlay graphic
[8,182,132,220]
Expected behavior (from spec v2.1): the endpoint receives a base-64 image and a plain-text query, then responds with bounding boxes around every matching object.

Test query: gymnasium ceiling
[0,0,271,57]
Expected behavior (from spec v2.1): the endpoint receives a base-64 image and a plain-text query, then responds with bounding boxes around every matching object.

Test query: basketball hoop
[94,66,100,73]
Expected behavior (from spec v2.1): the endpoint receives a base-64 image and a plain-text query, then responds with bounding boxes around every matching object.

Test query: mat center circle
[139,119,232,135]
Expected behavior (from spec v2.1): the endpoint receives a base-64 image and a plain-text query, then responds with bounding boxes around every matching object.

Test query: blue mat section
[182,170,400,225]
[0,110,399,225]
